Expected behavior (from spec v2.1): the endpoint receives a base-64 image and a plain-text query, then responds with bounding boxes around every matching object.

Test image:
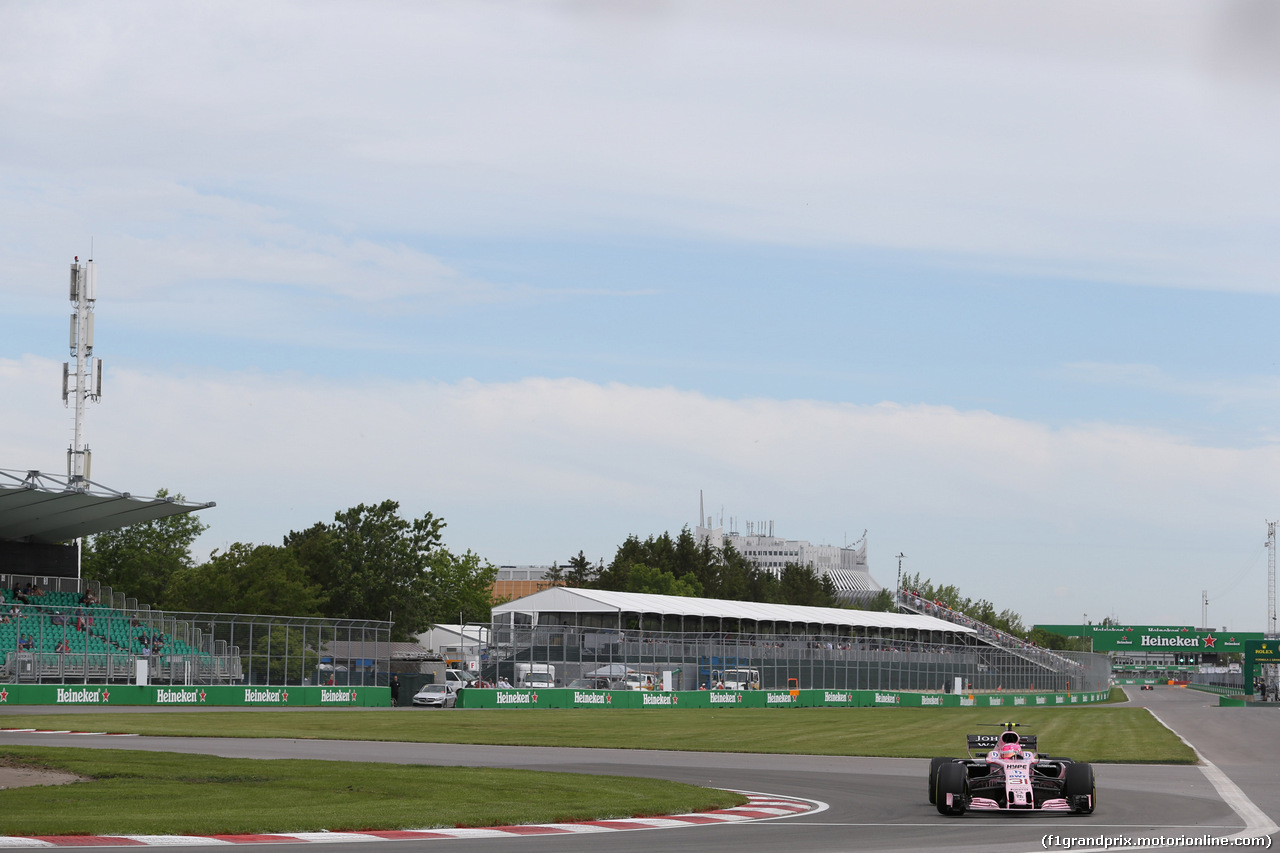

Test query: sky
[3,1,1280,633]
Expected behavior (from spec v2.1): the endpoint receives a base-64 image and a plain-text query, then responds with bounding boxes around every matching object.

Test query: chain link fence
[0,573,390,686]
[484,623,1112,693]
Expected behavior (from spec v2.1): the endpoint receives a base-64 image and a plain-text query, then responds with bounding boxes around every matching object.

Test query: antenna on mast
[64,255,103,492]
[1267,521,1278,637]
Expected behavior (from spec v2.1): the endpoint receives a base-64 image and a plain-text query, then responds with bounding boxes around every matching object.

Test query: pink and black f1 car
[928,723,1095,816]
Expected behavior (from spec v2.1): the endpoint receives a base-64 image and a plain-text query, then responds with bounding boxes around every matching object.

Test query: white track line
[1028,709,1278,853]
[0,792,829,847]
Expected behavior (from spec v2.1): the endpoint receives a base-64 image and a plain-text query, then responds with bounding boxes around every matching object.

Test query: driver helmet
[999,741,1021,759]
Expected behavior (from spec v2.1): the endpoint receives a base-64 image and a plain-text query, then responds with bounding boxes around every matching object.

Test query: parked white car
[412,683,457,708]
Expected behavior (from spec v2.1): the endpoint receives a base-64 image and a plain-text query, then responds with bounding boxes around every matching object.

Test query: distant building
[493,565,560,602]
[693,492,882,603]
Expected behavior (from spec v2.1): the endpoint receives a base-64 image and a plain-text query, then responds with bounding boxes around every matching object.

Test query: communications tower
[1268,521,1278,637]
[63,256,102,492]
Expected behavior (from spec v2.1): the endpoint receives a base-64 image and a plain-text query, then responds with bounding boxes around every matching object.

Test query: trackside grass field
[0,747,745,836]
[0,702,1196,764]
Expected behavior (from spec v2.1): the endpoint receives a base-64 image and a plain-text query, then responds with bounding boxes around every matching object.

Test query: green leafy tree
[857,589,895,612]
[82,489,209,605]
[285,501,444,640]
[1028,627,1082,651]
[542,562,564,586]
[165,543,323,616]
[778,563,839,607]
[564,550,598,587]
[422,548,498,625]
[625,563,704,597]
[901,571,1029,640]
[284,501,497,640]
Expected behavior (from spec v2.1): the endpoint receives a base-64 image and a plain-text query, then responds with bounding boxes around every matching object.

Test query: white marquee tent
[492,586,974,636]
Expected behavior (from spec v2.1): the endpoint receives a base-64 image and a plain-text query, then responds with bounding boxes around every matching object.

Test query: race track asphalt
[1,686,1275,853]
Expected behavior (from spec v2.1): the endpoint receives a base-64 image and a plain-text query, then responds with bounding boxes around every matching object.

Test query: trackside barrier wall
[0,684,390,706]
[456,688,1112,709]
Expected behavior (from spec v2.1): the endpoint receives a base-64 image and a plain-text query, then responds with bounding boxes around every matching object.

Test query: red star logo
[351,692,357,702]
[281,691,288,702]
[605,694,612,704]
[737,693,742,702]
[672,695,678,705]
[101,690,110,702]
[531,692,538,702]
[0,688,8,702]
[1202,635,1217,648]
[199,691,207,702]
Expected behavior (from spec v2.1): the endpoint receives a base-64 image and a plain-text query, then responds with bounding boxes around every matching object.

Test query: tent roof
[0,469,215,545]
[492,586,974,633]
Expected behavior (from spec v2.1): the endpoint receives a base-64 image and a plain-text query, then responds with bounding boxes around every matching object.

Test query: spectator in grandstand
[18,634,34,650]
[55,639,70,653]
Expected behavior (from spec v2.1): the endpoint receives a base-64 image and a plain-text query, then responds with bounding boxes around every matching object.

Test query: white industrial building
[694,493,882,602]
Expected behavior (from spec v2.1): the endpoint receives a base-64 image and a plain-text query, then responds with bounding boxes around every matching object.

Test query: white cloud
[2,2,1278,293]
[5,355,1277,628]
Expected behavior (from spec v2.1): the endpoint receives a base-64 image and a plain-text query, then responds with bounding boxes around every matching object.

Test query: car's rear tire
[935,761,968,816]
[928,757,952,804]
[1064,762,1095,814]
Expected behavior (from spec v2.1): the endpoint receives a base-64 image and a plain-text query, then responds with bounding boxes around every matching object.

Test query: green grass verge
[0,747,744,836]
[0,704,1195,764]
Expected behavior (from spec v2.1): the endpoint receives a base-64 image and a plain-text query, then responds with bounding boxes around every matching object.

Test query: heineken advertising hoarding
[0,684,1109,709]
[456,688,1111,710]
[1035,624,1263,653]
[0,684,390,706]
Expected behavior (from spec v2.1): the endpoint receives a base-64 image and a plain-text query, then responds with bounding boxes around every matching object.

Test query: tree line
[547,526,856,608]
[899,571,1082,647]
[82,492,496,641]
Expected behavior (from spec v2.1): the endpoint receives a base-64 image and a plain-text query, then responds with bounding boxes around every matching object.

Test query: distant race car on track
[929,723,1095,816]
[1140,684,1155,691]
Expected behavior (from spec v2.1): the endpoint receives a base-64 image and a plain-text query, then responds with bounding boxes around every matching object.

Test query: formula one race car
[1140,684,1154,691]
[928,723,1095,816]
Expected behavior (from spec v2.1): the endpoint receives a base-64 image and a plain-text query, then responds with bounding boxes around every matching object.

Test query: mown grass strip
[0,701,1196,764]
[0,747,744,836]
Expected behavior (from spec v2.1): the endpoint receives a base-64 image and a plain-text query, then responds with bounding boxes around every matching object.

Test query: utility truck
[712,668,760,690]
[514,663,556,688]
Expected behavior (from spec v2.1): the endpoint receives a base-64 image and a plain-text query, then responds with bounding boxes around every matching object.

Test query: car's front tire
[935,762,968,816]
[1064,762,1095,814]
[928,757,952,804]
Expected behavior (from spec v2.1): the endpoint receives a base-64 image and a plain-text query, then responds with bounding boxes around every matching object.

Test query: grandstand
[0,470,390,686]
[487,587,1111,693]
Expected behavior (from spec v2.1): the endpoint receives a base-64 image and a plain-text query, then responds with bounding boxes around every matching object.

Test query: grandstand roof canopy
[492,586,975,633]
[0,469,215,544]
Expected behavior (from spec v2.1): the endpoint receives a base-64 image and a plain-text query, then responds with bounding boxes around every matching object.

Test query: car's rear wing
[967,734,1037,753]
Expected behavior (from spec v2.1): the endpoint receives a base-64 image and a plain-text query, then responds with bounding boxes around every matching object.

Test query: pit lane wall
[457,688,1111,709]
[0,684,389,706]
